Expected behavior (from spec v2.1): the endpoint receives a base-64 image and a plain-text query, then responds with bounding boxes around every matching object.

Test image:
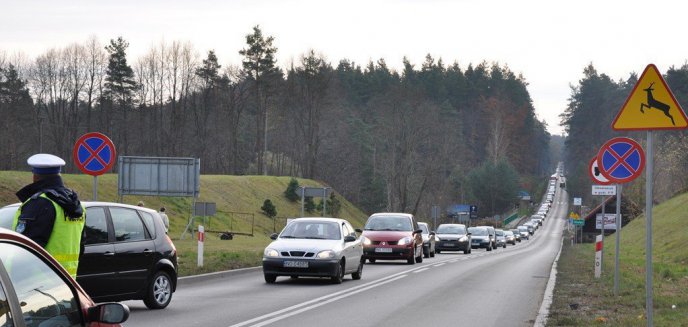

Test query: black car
[434,224,471,254]
[1,201,178,309]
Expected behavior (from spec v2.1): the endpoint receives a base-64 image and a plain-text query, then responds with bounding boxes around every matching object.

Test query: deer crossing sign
[612,64,688,130]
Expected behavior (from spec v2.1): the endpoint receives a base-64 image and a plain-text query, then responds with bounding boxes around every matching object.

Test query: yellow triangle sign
[612,64,688,130]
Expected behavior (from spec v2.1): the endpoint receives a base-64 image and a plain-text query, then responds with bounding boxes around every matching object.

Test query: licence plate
[283,261,308,268]
[472,240,479,243]
[444,243,455,247]
[375,247,393,253]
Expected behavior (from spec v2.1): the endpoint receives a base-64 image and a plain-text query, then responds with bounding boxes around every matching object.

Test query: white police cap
[27,153,65,174]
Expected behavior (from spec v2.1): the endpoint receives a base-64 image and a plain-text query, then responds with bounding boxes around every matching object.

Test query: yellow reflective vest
[12,193,85,278]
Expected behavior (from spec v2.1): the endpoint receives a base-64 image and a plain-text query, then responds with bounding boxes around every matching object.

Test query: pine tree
[284,178,300,202]
[104,37,137,107]
[304,196,316,213]
[261,199,277,218]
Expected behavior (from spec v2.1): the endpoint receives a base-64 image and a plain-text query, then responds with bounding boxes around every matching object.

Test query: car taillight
[166,235,176,256]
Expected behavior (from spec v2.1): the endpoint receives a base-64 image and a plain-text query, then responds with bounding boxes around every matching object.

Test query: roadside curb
[177,266,262,287]
[534,231,564,327]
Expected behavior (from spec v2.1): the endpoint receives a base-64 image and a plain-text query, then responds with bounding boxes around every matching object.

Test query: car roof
[3,201,158,214]
[369,212,413,219]
[438,223,465,227]
[288,217,349,224]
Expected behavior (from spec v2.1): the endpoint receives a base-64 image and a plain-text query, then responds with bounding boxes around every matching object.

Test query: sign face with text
[573,197,582,206]
[592,185,616,196]
[596,213,617,230]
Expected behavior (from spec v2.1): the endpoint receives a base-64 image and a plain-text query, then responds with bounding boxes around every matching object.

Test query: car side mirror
[355,228,363,233]
[414,229,423,234]
[467,233,472,236]
[88,302,130,324]
[269,233,279,240]
[344,235,356,242]
[429,231,435,236]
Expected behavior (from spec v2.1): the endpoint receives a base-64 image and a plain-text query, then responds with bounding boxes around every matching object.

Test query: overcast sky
[2,0,687,135]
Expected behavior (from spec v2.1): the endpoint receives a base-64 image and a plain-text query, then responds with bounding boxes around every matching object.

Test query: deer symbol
[640,82,675,125]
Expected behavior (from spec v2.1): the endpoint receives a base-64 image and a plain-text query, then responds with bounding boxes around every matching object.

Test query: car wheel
[331,261,345,284]
[503,244,507,249]
[423,245,429,258]
[436,249,441,254]
[144,271,173,309]
[264,274,277,283]
[487,245,492,251]
[407,257,415,264]
[463,247,469,254]
[352,259,363,280]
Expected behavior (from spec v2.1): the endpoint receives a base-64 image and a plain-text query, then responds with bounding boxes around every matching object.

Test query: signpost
[611,64,688,326]
[73,132,116,201]
[299,187,332,217]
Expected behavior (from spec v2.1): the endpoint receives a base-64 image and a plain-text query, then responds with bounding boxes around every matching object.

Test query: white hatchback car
[262,217,363,284]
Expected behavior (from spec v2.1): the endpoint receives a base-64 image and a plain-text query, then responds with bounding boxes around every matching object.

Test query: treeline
[0,26,551,216]
[561,64,688,205]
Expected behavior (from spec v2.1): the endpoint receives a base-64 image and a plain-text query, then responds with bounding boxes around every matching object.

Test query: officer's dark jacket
[15,175,83,247]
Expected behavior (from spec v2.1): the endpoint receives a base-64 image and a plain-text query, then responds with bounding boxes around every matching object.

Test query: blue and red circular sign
[596,137,645,184]
[73,132,116,176]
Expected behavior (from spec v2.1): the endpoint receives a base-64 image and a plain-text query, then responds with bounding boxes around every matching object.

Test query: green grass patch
[548,192,688,326]
[0,171,369,276]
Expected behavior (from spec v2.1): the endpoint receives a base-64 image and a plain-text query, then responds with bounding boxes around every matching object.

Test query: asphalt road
[124,189,568,327]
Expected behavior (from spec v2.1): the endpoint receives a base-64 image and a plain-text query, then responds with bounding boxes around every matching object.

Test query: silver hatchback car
[262,217,364,284]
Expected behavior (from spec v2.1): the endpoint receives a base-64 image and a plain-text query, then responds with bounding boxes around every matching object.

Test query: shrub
[284,178,300,202]
[261,199,277,218]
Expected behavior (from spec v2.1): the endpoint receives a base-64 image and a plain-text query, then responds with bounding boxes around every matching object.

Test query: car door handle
[143,249,153,254]
[104,252,115,256]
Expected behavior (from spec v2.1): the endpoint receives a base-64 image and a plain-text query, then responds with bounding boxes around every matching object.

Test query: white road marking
[233,275,408,327]
[413,268,430,273]
[433,263,446,267]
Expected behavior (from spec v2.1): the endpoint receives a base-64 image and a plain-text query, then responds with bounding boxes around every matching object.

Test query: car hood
[436,233,466,241]
[267,238,343,252]
[472,235,489,241]
[362,230,413,241]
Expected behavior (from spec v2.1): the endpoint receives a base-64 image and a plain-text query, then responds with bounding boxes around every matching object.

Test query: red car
[0,227,129,326]
[361,213,424,264]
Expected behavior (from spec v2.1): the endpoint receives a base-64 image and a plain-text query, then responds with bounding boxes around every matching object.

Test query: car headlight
[362,236,372,245]
[398,236,412,246]
[459,236,467,242]
[264,248,279,257]
[316,250,335,259]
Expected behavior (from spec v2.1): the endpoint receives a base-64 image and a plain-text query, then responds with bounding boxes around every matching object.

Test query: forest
[0,26,553,217]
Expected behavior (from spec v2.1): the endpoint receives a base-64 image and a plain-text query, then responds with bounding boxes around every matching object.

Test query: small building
[579,194,641,243]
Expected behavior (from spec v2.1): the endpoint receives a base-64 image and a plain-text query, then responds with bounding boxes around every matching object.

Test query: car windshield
[505,231,513,236]
[518,226,528,231]
[418,223,429,234]
[280,221,341,240]
[364,216,413,231]
[467,227,487,236]
[437,225,465,234]
[496,230,504,236]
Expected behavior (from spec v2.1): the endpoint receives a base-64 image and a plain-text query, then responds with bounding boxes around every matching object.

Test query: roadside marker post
[198,225,205,267]
[595,235,603,278]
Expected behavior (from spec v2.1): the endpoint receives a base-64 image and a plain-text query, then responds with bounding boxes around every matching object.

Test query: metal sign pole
[93,176,98,201]
[614,183,622,296]
[322,188,327,217]
[300,187,305,218]
[600,195,605,273]
[645,131,654,326]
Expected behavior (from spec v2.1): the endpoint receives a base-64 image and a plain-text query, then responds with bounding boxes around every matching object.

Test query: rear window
[84,207,109,245]
[139,211,157,238]
[110,207,148,242]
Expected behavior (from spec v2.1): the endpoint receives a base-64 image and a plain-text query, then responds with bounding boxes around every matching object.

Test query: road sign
[592,185,616,196]
[73,132,116,176]
[573,219,585,226]
[588,157,611,185]
[612,64,688,130]
[596,213,617,230]
[597,137,645,184]
[573,197,582,206]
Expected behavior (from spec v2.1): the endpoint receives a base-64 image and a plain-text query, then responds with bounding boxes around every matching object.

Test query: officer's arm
[18,198,56,247]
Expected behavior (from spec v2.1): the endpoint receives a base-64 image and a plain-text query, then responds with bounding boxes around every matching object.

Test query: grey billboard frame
[118,156,200,197]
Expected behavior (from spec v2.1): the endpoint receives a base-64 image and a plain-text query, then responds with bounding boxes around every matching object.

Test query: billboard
[595,213,617,230]
[118,156,200,197]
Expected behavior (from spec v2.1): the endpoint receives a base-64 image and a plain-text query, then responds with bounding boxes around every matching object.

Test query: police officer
[12,153,85,278]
